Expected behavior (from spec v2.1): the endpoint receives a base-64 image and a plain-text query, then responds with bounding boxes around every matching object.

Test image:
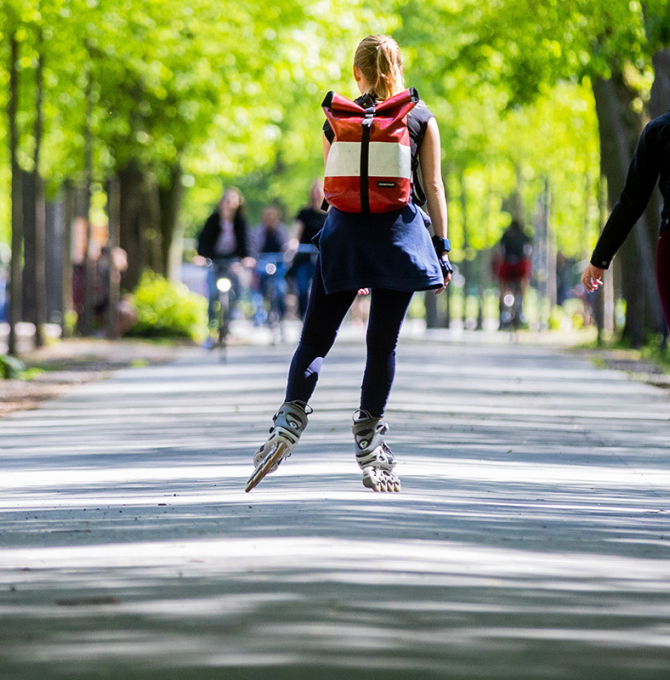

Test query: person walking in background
[196,187,252,338]
[582,111,670,327]
[247,34,452,494]
[289,180,327,319]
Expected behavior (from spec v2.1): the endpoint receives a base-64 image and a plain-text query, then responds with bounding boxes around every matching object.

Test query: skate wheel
[245,441,287,493]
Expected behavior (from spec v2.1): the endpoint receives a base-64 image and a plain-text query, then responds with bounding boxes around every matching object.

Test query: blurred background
[1,0,669,355]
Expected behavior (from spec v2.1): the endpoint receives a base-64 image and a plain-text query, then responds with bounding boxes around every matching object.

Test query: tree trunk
[595,176,613,342]
[158,162,184,280]
[545,178,557,310]
[32,30,46,347]
[22,170,36,323]
[443,167,452,329]
[8,27,23,356]
[444,281,451,329]
[475,285,484,330]
[650,49,670,118]
[591,75,664,346]
[649,48,670,342]
[425,290,439,328]
[143,176,163,275]
[61,180,75,337]
[459,171,469,328]
[106,178,121,339]
[119,160,145,291]
[79,62,95,336]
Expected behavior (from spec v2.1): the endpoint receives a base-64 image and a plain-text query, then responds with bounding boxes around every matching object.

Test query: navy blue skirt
[313,203,444,294]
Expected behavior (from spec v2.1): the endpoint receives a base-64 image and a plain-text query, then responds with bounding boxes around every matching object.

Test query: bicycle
[207,257,239,357]
[499,277,524,330]
[253,253,288,344]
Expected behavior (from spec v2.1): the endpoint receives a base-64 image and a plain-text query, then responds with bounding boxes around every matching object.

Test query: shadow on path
[1,338,669,679]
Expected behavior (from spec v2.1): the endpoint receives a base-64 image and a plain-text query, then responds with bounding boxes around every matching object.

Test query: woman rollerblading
[246,34,452,492]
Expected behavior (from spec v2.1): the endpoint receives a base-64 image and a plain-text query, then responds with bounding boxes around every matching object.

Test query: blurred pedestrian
[582,111,670,326]
[288,180,327,319]
[249,206,290,321]
[248,206,290,260]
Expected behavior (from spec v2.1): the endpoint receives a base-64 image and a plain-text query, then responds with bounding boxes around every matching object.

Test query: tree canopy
[1,0,669,280]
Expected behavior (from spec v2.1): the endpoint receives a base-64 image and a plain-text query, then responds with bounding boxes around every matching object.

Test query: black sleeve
[591,122,662,269]
[234,213,249,258]
[197,213,219,259]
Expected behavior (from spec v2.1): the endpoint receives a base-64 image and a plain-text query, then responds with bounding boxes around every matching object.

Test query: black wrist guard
[432,235,451,255]
[437,255,454,279]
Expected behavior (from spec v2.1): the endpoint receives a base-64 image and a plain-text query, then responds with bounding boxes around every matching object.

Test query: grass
[575,332,670,375]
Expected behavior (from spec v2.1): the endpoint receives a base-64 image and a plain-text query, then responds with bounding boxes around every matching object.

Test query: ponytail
[354,34,405,101]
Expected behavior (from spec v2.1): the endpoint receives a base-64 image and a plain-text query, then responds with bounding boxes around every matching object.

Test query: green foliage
[127,270,207,341]
[1,0,669,283]
[0,353,26,379]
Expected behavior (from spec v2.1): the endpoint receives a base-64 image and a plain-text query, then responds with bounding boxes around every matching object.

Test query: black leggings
[285,267,413,417]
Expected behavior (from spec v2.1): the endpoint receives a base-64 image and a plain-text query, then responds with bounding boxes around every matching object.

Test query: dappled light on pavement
[1,337,669,679]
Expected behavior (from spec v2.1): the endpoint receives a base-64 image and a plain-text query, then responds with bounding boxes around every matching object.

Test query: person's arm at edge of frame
[582,121,661,292]
[420,117,451,294]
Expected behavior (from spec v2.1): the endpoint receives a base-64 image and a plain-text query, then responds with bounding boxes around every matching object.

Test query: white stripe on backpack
[325,141,411,178]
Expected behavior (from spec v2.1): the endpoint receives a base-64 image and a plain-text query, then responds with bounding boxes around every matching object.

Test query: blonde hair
[354,35,405,101]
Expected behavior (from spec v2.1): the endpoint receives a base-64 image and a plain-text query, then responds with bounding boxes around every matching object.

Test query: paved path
[1,331,669,679]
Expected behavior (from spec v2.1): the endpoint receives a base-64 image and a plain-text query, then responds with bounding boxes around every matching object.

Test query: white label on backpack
[326,141,411,178]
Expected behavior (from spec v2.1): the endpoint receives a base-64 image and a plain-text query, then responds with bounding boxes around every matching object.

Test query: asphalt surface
[1,330,669,679]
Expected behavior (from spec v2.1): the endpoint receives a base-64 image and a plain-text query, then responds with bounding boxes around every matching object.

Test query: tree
[395,0,669,343]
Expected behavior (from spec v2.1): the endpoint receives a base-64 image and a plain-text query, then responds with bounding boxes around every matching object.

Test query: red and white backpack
[322,87,420,214]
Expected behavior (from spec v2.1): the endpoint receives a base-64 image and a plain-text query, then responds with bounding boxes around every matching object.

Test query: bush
[127,271,207,342]
[0,354,26,379]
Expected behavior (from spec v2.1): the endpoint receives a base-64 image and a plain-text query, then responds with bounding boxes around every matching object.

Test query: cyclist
[493,219,532,328]
[197,188,252,343]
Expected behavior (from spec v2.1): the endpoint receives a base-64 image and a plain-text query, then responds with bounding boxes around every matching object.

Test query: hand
[357,288,370,296]
[582,264,605,292]
[434,256,453,295]
[434,271,451,295]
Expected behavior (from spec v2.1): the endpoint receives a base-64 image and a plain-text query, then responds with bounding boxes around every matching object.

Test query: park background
[1,0,670,356]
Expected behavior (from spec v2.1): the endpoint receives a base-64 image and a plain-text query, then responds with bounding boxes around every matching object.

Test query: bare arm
[419,117,448,240]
